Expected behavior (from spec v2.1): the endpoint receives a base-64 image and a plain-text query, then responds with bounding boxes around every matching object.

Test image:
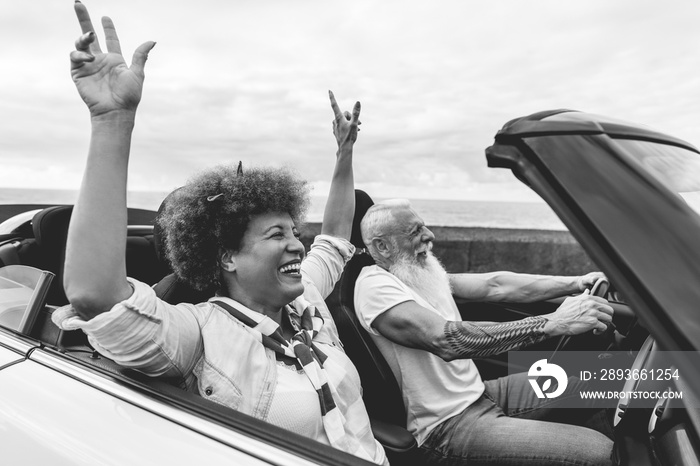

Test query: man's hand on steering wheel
[544,286,614,337]
[575,272,607,292]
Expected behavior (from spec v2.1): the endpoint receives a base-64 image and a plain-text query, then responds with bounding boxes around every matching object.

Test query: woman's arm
[320,91,361,240]
[63,2,156,320]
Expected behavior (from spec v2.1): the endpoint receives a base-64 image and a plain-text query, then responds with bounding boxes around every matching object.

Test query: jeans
[418,373,615,466]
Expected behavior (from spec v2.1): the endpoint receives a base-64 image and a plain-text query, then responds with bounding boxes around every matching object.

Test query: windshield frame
[486,111,700,361]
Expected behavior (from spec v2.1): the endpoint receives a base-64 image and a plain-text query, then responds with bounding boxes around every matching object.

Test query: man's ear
[220,250,236,273]
[372,238,393,259]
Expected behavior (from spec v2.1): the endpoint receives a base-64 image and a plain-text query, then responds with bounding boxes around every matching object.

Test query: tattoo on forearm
[444,316,548,359]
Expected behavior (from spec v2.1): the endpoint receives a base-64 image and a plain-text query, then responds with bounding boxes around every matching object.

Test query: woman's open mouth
[279,261,302,277]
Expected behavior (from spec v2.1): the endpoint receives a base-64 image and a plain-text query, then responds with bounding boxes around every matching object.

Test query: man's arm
[449,271,605,303]
[320,91,361,240]
[372,291,613,362]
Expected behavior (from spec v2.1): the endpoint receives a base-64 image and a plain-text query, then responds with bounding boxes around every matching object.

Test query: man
[354,199,615,466]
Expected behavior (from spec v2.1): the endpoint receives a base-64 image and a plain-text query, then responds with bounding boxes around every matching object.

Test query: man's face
[388,207,435,266]
[386,207,451,308]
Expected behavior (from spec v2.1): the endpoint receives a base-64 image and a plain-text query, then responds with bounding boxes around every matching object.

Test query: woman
[53,2,386,464]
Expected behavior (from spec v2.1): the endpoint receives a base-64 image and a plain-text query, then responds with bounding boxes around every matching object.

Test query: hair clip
[207,193,225,202]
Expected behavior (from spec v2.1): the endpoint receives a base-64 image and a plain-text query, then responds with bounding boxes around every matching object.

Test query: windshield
[538,111,700,218]
[614,139,700,216]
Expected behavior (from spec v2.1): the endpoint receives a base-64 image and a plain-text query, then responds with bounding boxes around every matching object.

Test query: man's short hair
[361,199,411,259]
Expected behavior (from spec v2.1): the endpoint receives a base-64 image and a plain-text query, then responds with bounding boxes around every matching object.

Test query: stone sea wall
[300,223,598,276]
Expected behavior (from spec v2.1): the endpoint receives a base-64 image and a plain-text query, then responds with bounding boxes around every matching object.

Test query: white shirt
[354,265,485,445]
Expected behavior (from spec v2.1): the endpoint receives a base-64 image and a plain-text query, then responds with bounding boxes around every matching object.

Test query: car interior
[0,190,697,466]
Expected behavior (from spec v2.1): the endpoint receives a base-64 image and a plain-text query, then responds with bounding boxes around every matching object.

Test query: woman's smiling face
[226,211,306,315]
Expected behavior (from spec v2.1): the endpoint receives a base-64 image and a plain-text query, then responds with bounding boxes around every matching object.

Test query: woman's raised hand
[329,90,361,150]
[70,1,156,119]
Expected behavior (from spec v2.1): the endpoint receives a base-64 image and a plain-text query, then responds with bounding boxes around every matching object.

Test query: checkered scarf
[211,298,348,448]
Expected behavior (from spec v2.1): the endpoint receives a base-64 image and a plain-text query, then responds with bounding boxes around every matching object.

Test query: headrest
[32,205,73,249]
[351,190,374,251]
[31,206,73,305]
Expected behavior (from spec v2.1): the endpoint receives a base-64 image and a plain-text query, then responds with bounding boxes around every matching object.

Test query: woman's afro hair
[157,164,310,291]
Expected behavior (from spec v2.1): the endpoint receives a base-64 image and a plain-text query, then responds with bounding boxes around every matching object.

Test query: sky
[2,0,699,203]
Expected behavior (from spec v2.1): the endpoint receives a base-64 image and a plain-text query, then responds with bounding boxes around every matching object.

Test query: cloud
[2,0,699,201]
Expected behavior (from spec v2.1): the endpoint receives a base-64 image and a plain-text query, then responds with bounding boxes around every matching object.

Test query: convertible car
[0,110,698,465]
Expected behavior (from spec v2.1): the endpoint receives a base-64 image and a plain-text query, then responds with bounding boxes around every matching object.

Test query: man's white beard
[389,250,452,309]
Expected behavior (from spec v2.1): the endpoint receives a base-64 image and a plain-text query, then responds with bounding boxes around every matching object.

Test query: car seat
[31,205,165,306]
[324,190,419,464]
[31,205,73,305]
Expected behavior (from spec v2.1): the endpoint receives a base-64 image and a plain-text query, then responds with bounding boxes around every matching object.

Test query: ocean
[0,187,567,230]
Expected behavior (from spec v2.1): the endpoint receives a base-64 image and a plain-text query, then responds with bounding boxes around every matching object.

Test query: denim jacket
[54,236,387,465]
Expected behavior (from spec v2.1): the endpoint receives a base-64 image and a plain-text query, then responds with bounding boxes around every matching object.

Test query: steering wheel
[550,277,610,362]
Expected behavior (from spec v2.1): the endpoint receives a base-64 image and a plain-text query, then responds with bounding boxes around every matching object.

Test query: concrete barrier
[301,223,598,276]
